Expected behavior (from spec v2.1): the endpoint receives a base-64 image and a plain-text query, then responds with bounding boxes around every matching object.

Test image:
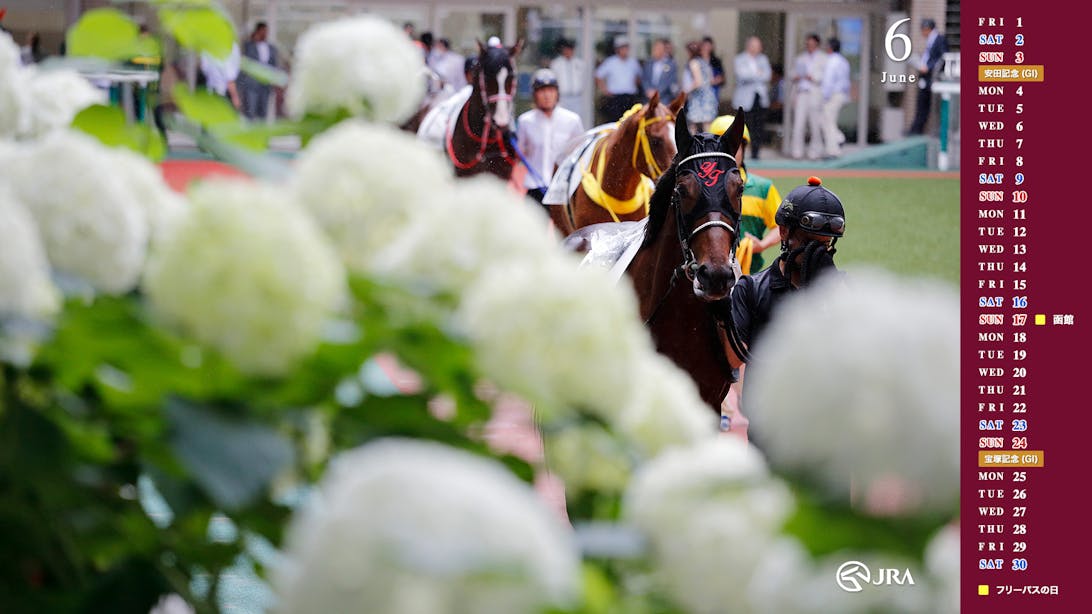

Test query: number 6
[885,18,912,62]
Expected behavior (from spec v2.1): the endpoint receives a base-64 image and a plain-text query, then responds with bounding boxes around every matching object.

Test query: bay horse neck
[598,109,651,201]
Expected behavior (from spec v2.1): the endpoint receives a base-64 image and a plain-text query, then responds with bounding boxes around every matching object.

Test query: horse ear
[675,107,692,155]
[645,90,660,115]
[510,39,524,58]
[668,91,686,115]
[719,107,746,157]
[476,39,485,55]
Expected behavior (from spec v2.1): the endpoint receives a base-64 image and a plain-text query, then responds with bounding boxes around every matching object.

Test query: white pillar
[781,13,798,155]
[857,15,871,147]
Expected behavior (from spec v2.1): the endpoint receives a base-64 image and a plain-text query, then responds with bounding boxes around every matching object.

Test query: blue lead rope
[507,134,549,190]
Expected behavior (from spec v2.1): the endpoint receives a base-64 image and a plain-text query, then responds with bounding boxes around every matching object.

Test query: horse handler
[516,69,585,209]
[717,176,846,438]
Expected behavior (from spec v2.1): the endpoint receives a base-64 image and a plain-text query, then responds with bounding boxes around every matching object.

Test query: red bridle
[446,68,516,170]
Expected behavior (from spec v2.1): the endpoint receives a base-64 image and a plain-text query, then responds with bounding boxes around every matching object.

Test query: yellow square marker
[978,584,990,596]
[1035,314,1046,325]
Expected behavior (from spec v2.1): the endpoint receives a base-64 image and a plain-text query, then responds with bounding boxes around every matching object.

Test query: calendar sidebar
[962,1,1092,612]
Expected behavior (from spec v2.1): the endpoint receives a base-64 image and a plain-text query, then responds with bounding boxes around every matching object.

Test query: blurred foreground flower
[1,33,103,139]
[625,438,795,614]
[925,525,959,614]
[373,176,560,295]
[1,33,30,137]
[7,131,149,294]
[274,439,580,614]
[457,258,651,420]
[0,187,60,319]
[143,179,345,376]
[22,67,106,138]
[746,270,959,515]
[292,120,451,272]
[616,352,718,457]
[287,16,426,124]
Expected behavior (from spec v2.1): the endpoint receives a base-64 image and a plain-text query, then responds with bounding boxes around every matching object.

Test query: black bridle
[645,150,743,326]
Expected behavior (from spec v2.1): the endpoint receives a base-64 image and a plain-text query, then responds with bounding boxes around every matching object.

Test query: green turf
[767,176,960,288]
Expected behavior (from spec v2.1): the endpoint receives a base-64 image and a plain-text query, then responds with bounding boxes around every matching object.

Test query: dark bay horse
[625,108,748,412]
[550,91,686,235]
[444,41,523,181]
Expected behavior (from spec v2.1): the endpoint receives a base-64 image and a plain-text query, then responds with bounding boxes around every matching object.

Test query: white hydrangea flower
[616,352,718,457]
[287,16,426,124]
[0,186,60,319]
[6,131,148,294]
[624,438,794,614]
[543,423,632,496]
[291,120,451,273]
[108,146,186,241]
[274,439,581,614]
[457,257,652,420]
[924,525,959,614]
[143,179,345,376]
[0,32,30,138]
[746,269,959,515]
[21,68,105,138]
[373,176,559,294]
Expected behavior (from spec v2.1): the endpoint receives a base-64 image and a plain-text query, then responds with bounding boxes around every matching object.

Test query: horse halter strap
[630,112,674,179]
[445,67,515,170]
[674,152,742,282]
[580,105,671,221]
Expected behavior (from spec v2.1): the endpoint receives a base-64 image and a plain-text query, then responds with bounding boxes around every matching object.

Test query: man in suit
[731,36,772,159]
[643,38,679,103]
[908,18,946,135]
[238,22,278,121]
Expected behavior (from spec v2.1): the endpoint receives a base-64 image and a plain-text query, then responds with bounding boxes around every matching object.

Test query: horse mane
[641,163,678,249]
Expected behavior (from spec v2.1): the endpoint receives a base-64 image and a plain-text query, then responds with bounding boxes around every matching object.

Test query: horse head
[620,91,687,181]
[644,106,746,301]
[473,39,522,131]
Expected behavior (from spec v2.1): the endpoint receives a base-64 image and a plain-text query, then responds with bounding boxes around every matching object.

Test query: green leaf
[239,56,289,87]
[782,486,951,562]
[166,399,294,511]
[159,6,236,59]
[71,104,166,161]
[65,8,141,61]
[173,84,239,127]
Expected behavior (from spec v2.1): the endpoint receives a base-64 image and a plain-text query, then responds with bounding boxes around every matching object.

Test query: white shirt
[920,30,939,71]
[256,41,271,65]
[792,49,821,93]
[550,55,586,97]
[430,50,467,90]
[595,55,641,95]
[516,106,585,189]
[200,43,241,95]
[821,52,850,100]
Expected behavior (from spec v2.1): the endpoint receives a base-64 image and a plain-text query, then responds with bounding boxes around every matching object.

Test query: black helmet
[775,176,846,237]
[531,68,559,90]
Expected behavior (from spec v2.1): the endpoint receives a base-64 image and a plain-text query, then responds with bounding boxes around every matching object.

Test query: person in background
[710,113,782,275]
[642,38,679,102]
[681,40,717,132]
[908,18,947,135]
[789,33,825,160]
[516,69,585,208]
[594,36,642,124]
[238,22,278,121]
[818,37,850,158]
[701,36,725,104]
[429,38,466,90]
[549,38,586,117]
[200,41,242,110]
[731,36,771,159]
[19,31,42,65]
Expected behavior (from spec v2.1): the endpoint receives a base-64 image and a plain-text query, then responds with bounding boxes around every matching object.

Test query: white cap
[614,35,630,49]
[487,36,502,48]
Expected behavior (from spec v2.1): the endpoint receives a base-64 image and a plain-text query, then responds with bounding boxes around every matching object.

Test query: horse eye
[650,137,662,147]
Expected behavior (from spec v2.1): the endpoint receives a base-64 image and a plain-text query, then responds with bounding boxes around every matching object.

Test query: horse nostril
[697,265,732,293]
